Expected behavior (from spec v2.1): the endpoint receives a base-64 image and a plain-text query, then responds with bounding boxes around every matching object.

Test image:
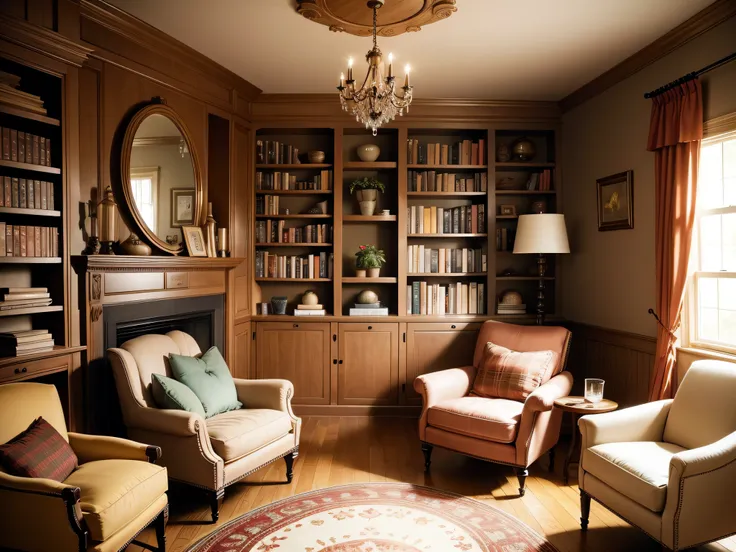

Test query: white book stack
[294,304,326,316]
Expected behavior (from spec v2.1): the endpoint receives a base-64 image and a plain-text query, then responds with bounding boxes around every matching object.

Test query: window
[688,125,736,354]
[130,167,159,233]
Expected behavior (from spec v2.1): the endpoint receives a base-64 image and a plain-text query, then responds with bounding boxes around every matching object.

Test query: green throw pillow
[168,346,242,418]
[151,373,206,418]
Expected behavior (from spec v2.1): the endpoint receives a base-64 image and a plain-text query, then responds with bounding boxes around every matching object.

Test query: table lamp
[513,213,570,324]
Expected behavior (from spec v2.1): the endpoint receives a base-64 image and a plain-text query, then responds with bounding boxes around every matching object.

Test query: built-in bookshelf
[252,125,560,320]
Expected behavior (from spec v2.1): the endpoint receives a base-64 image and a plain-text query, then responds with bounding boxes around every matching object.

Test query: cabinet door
[231,321,251,379]
[255,322,331,405]
[405,323,481,405]
[338,323,399,406]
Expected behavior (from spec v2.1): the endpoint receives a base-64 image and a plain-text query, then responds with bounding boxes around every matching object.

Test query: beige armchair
[578,359,736,551]
[0,383,168,552]
[414,321,572,496]
[107,331,300,523]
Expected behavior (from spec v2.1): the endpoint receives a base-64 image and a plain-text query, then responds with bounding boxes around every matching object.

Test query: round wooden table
[553,396,618,485]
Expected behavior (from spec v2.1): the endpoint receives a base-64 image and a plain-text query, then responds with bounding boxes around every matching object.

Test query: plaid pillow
[0,417,77,481]
[472,342,558,401]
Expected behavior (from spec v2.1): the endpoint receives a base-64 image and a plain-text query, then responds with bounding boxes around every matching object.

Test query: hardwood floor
[129,417,736,552]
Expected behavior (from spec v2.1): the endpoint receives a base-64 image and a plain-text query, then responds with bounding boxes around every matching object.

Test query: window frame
[129,166,160,234]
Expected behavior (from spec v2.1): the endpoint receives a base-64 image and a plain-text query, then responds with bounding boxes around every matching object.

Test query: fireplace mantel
[72,255,244,273]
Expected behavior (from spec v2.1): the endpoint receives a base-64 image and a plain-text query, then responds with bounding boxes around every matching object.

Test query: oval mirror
[119,102,202,254]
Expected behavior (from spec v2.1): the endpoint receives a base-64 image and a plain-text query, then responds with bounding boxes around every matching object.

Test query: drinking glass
[585,378,605,403]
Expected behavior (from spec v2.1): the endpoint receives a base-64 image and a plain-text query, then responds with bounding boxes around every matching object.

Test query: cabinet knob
[14,368,20,375]
[14,367,27,375]
[451,325,457,329]
[368,325,373,330]
[333,359,337,365]
[293,324,299,328]
[339,360,343,364]
[22,367,27,373]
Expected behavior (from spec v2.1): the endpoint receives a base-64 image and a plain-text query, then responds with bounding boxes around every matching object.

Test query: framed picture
[171,188,195,227]
[182,226,207,257]
[597,170,634,231]
[499,204,517,216]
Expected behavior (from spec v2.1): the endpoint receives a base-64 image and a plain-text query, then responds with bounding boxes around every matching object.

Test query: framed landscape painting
[597,170,633,231]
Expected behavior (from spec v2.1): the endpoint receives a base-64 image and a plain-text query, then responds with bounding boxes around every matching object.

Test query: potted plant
[355,244,386,278]
[349,177,385,216]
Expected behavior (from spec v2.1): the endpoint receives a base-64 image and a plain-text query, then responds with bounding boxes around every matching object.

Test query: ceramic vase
[119,232,152,256]
[356,189,377,202]
[357,144,380,162]
[359,200,377,216]
[355,269,367,277]
[367,267,380,278]
[308,150,325,163]
[270,296,288,315]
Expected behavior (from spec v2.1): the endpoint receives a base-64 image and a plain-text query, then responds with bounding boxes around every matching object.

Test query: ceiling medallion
[336,0,413,135]
[296,0,457,37]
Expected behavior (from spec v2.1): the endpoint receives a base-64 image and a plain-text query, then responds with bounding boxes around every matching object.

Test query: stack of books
[407,171,487,192]
[0,329,54,357]
[0,177,55,209]
[0,223,60,257]
[255,251,333,279]
[0,287,52,311]
[407,204,485,235]
[497,303,527,315]
[255,221,332,244]
[407,246,486,274]
[255,171,332,191]
[407,138,486,165]
[349,303,388,316]
[525,170,553,191]
[256,140,300,164]
[293,304,326,316]
[407,282,485,315]
[0,71,47,115]
[496,228,516,252]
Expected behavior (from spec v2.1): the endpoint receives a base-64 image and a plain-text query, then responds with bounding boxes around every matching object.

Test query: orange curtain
[647,79,703,401]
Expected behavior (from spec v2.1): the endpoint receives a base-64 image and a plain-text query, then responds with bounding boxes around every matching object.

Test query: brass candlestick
[98,186,117,255]
[217,227,228,257]
[204,202,217,258]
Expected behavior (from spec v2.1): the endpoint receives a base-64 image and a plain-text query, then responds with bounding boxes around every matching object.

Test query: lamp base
[536,253,547,325]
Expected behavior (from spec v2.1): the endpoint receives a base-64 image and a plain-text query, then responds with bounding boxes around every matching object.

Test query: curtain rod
[644,51,736,99]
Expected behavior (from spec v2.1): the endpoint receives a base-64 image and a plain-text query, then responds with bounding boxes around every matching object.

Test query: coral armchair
[414,321,572,495]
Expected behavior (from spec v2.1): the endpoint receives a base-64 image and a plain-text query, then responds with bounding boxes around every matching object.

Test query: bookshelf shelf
[407,164,487,170]
[0,257,62,264]
[496,215,518,220]
[256,164,332,169]
[0,345,86,369]
[255,243,332,247]
[255,190,332,196]
[343,214,396,222]
[408,233,488,238]
[0,159,60,174]
[0,105,60,126]
[343,277,398,284]
[495,190,556,195]
[495,162,555,169]
[255,214,332,220]
[407,192,485,198]
[343,161,397,169]
[0,305,63,317]
[0,207,61,217]
[407,272,487,277]
[496,276,555,281]
[256,278,332,282]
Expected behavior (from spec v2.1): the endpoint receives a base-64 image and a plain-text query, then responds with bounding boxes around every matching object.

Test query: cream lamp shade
[513,214,570,254]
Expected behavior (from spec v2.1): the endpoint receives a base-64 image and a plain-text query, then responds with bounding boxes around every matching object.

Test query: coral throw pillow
[0,417,78,481]
[472,342,559,401]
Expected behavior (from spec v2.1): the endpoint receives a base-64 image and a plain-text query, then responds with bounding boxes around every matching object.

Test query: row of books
[407,246,487,274]
[0,71,47,115]
[407,205,486,235]
[0,177,55,209]
[0,287,52,313]
[255,221,332,244]
[0,328,55,357]
[256,140,302,165]
[255,171,332,191]
[408,171,487,193]
[407,282,486,315]
[496,228,516,252]
[1,127,52,166]
[498,303,527,315]
[407,138,486,166]
[525,170,554,191]
[255,251,334,279]
[0,223,59,257]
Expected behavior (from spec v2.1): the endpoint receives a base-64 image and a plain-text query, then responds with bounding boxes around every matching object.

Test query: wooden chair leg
[516,468,528,496]
[548,448,556,473]
[421,443,433,472]
[580,489,591,531]
[210,489,224,524]
[284,450,297,483]
[154,507,167,552]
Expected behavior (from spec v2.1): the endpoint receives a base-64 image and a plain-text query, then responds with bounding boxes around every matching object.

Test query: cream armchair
[108,331,300,523]
[0,383,168,552]
[578,359,736,551]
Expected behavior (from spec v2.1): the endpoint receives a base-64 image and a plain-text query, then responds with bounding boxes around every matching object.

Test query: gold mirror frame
[116,99,203,255]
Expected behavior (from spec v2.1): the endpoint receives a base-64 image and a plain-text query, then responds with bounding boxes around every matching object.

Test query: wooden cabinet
[231,321,251,379]
[405,322,481,405]
[255,322,331,405]
[338,323,399,406]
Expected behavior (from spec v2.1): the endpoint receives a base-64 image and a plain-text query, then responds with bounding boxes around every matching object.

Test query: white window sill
[677,346,736,364]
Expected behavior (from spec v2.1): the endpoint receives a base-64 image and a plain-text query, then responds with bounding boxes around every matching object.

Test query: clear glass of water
[585,378,605,403]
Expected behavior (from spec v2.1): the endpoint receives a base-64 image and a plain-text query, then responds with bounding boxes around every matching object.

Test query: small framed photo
[182,226,207,257]
[171,188,195,227]
[597,170,633,231]
[499,204,517,216]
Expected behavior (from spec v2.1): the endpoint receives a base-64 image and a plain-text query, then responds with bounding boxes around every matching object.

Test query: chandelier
[337,0,413,136]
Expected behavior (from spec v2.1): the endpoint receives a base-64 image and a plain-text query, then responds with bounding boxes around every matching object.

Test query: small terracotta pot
[367,267,380,278]
[359,200,376,216]
[355,269,367,277]
[356,189,378,202]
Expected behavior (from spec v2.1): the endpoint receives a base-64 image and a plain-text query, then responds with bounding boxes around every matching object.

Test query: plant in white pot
[350,177,385,216]
[355,244,386,278]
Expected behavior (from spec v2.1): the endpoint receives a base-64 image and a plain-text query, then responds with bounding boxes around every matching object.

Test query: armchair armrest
[525,372,573,413]
[125,405,203,437]
[68,432,161,464]
[662,431,736,550]
[233,378,294,413]
[414,366,476,408]
[579,399,673,450]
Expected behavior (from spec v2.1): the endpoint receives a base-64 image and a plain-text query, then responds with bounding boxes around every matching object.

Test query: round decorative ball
[307,150,325,163]
[496,143,510,162]
[500,290,523,306]
[356,289,379,304]
[357,144,381,162]
[511,137,536,162]
[302,290,319,305]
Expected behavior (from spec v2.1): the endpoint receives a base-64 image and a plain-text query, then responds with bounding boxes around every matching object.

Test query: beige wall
[560,16,736,337]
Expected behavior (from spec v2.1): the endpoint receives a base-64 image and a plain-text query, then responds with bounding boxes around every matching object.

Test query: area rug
[186,482,558,551]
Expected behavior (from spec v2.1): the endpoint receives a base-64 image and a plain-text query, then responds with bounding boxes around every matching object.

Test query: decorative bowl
[302,291,319,305]
[357,144,380,162]
[307,150,325,163]
[499,290,523,305]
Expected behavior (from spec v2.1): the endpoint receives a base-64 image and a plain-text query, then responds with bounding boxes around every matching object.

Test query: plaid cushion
[472,342,558,401]
[0,417,77,481]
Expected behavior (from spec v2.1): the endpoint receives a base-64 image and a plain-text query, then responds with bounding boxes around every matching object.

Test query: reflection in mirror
[130,113,196,246]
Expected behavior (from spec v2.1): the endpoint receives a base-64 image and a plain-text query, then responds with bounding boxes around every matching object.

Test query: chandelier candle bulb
[388,53,393,77]
[348,58,353,81]
[340,73,345,87]
[404,65,411,88]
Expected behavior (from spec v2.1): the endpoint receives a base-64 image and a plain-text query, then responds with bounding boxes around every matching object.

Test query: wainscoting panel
[565,323,657,409]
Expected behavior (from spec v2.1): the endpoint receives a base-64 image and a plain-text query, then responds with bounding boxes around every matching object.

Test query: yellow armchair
[0,383,168,552]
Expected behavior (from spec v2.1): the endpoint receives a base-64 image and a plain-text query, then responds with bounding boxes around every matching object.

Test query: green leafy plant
[355,245,386,269]
[349,176,385,195]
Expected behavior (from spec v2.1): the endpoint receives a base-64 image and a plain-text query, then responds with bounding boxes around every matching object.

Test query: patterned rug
[186,483,558,551]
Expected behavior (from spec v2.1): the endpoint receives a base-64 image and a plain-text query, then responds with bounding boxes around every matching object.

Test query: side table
[553,396,618,485]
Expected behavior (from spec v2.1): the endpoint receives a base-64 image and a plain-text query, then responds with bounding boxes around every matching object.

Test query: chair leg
[154,507,167,552]
[284,450,297,483]
[516,468,528,496]
[421,443,433,472]
[210,489,224,524]
[580,489,591,531]
[548,448,556,473]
